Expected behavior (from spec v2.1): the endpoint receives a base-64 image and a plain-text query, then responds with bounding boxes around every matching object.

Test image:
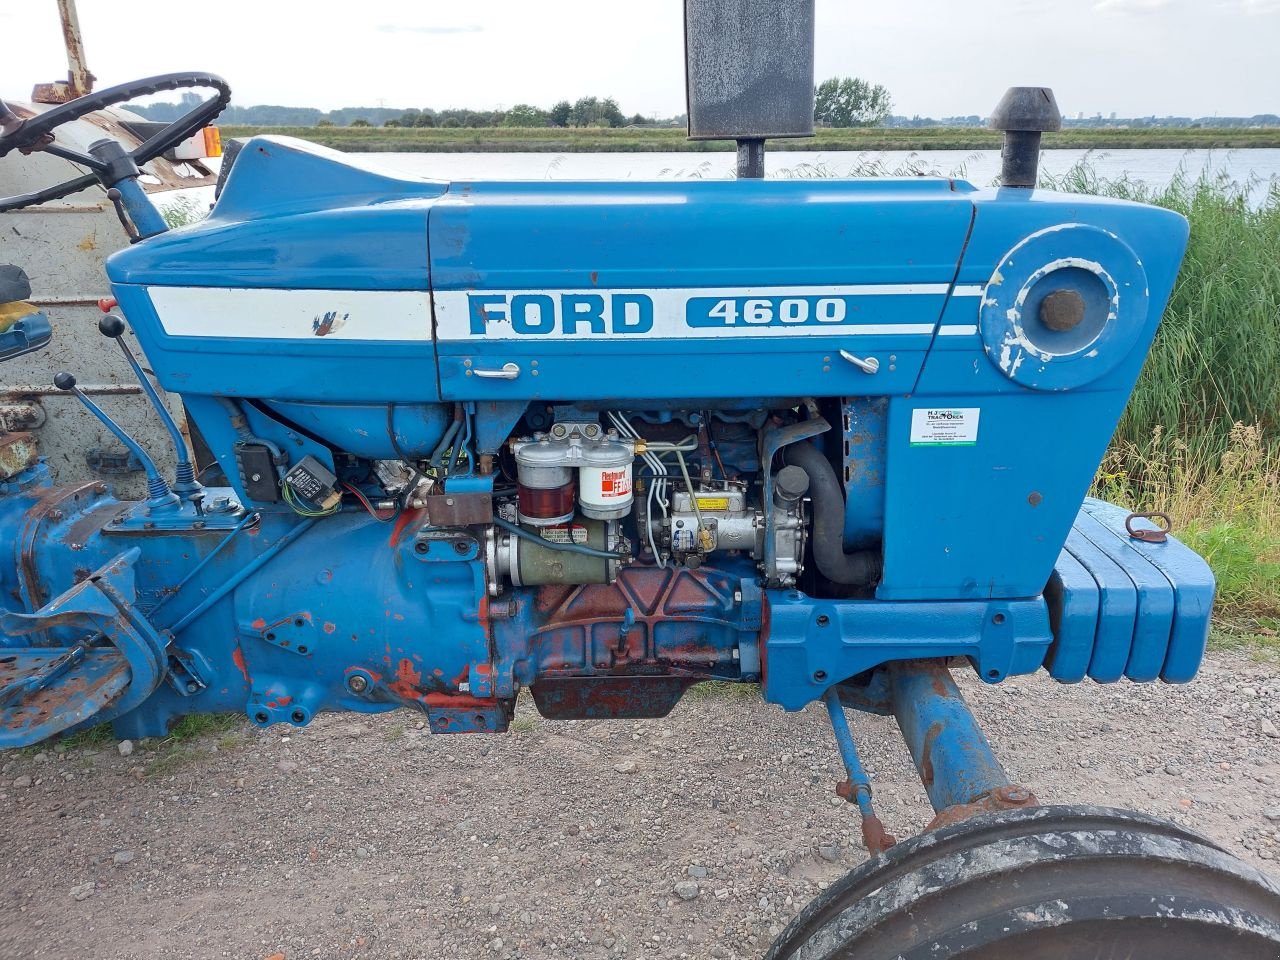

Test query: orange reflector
[202,126,223,158]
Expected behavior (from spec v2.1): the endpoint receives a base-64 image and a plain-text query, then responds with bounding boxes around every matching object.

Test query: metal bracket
[0,549,169,747]
[760,414,830,584]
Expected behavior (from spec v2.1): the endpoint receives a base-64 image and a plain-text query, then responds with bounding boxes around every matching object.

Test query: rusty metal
[0,432,38,480]
[684,0,816,141]
[30,0,94,104]
[1126,511,1171,543]
[17,480,112,609]
[834,780,897,853]
[889,661,1014,815]
[925,784,1040,831]
[0,403,44,431]
[859,813,897,854]
[531,674,698,720]
[0,384,142,398]
[424,491,493,527]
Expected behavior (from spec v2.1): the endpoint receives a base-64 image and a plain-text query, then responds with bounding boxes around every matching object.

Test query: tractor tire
[765,805,1280,960]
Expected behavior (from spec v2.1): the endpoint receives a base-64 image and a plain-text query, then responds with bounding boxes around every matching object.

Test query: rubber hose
[785,441,882,586]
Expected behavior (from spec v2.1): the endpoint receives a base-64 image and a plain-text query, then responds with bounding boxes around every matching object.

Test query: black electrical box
[283,455,341,510]
[235,442,280,503]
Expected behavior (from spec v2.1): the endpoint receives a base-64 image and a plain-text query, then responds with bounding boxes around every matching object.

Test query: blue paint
[0,130,1214,836]
[823,689,876,818]
[888,661,1011,812]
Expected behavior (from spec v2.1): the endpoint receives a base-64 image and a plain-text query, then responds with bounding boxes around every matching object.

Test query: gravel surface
[1,650,1277,960]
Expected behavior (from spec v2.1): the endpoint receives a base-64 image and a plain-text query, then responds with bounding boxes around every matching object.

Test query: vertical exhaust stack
[990,87,1062,188]
[684,0,816,178]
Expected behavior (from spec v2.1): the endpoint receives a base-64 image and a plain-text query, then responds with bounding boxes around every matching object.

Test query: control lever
[99,314,203,501]
[54,371,178,510]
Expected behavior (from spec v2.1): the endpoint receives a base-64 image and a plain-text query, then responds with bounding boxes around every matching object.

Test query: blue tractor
[0,2,1276,954]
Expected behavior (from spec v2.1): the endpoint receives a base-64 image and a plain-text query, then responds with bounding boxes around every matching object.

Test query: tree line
[131,78,898,130]
[129,92,676,129]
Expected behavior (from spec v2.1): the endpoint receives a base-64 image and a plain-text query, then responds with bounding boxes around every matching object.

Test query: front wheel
[765,805,1280,960]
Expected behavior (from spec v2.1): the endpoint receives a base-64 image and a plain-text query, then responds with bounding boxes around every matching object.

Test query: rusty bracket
[0,548,169,747]
[836,778,898,853]
[0,432,38,481]
[424,491,493,526]
[926,784,1039,831]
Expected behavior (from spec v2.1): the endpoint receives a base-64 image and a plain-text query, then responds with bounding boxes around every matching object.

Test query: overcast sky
[3,1,1278,119]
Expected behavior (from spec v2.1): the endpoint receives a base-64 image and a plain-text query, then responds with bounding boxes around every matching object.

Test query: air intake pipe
[785,441,882,586]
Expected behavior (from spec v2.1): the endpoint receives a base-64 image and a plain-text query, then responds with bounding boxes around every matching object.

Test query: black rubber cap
[775,464,811,501]
[98,314,127,338]
[53,371,76,391]
[989,87,1063,133]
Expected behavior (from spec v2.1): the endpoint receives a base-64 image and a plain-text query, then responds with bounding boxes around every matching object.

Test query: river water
[354,148,1280,202]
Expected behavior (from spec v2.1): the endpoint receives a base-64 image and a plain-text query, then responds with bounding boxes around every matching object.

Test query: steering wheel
[0,73,230,213]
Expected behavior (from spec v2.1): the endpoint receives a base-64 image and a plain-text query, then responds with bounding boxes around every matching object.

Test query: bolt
[999,786,1034,804]
[347,675,369,694]
[48,509,62,521]
[185,682,199,694]
[1040,289,1086,332]
[414,541,429,554]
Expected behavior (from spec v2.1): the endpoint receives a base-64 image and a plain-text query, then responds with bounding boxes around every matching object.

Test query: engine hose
[784,441,883,586]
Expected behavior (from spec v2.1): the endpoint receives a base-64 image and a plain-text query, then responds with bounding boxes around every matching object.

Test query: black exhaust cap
[990,87,1062,188]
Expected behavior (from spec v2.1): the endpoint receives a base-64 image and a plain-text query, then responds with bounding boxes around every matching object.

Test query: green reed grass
[1040,163,1280,469]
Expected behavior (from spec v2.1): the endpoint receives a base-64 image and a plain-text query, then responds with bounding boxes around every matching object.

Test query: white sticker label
[910,408,981,446]
[538,524,589,545]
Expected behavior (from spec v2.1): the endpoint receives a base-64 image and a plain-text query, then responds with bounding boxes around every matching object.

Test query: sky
[2,0,1278,119]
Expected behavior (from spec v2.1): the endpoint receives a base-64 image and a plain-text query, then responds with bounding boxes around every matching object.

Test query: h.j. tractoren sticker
[910,408,981,446]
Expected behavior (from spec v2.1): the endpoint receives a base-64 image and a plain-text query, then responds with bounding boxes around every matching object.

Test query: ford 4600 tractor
[0,2,1276,955]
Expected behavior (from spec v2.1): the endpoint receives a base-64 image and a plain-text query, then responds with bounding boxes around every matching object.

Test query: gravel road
[1,650,1277,960]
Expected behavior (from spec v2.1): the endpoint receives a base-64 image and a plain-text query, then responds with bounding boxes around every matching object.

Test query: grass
[509,715,539,734]
[1058,163,1280,638]
[137,713,246,778]
[158,194,207,228]
[684,680,761,701]
[1095,422,1280,644]
[1040,164,1280,468]
[218,125,1280,153]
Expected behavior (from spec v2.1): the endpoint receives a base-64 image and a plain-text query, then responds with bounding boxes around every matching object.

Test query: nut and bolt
[998,786,1035,805]
[347,675,370,694]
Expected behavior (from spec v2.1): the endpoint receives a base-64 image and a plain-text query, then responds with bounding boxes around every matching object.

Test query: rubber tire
[765,805,1280,960]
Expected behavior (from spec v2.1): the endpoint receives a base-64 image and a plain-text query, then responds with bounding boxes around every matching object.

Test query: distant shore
[219,125,1280,152]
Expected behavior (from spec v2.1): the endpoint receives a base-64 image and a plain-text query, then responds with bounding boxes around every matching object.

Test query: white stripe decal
[434,285,949,341]
[147,287,433,341]
[952,284,986,298]
[938,324,979,336]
